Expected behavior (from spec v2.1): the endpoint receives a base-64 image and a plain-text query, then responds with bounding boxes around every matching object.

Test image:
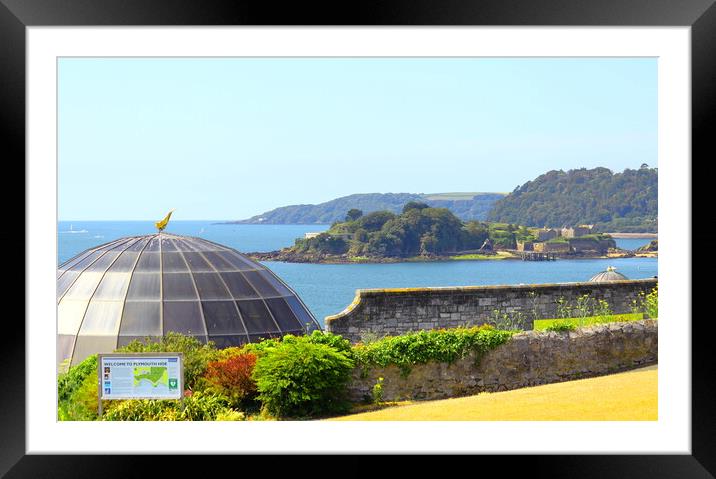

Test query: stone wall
[569,238,615,252]
[533,242,570,253]
[347,319,657,402]
[516,241,534,251]
[325,278,657,343]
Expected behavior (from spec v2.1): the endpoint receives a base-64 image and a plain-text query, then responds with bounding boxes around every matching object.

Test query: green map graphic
[133,366,169,387]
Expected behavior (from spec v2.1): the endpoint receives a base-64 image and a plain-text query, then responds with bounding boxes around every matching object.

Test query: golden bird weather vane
[155,210,175,232]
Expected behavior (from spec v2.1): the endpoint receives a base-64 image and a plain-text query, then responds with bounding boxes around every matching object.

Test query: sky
[58,57,657,221]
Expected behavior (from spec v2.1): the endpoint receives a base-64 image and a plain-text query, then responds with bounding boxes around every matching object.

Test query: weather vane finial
[155,209,174,232]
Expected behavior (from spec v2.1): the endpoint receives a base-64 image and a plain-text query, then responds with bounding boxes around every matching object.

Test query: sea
[58,221,658,325]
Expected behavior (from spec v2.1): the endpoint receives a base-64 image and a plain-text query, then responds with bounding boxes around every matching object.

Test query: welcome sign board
[98,353,183,401]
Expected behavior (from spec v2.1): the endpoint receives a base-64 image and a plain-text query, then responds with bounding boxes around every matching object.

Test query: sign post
[97,352,184,418]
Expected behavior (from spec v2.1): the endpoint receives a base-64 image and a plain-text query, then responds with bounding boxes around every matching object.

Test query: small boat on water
[61,224,89,234]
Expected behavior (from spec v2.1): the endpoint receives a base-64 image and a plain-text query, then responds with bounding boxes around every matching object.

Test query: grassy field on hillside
[422,192,482,200]
[328,365,657,421]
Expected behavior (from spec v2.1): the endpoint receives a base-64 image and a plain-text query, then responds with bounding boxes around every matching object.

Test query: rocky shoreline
[247,248,657,264]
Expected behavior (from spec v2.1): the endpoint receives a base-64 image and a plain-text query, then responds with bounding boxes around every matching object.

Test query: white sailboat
[63,224,88,234]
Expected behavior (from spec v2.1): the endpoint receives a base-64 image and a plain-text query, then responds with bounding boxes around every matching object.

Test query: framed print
[4,0,710,476]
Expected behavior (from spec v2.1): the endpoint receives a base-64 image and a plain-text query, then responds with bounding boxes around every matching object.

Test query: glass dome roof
[57,233,321,367]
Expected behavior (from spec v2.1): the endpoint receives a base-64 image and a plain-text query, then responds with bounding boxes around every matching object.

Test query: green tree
[420,233,438,255]
[345,208,363,222]
[402,201,430,214]
[487,166,657,232]
[295,233,349,255]
[462,221,489,249]
[356,211,396,232]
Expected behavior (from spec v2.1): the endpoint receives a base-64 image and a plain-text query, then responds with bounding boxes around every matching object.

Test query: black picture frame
[3,0,708,476]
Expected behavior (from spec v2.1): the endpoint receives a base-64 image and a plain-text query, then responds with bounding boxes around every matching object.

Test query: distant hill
[227,192,505,224]
[487,166,657,233]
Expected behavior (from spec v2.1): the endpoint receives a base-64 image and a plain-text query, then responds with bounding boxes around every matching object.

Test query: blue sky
[58,57,657,220]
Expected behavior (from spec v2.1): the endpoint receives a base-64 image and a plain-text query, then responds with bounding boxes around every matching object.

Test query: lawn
[450,251,516,261]
[450,253,505,260]
[533,312,645,331]
[328,365,657,421]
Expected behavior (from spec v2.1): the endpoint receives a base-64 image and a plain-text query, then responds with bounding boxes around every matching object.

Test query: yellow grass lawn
[329,365,657,421]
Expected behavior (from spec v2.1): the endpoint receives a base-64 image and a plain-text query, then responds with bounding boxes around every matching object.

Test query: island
[246,202,656,264]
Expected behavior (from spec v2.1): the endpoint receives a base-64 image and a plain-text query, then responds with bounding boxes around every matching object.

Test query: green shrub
[545,320,577,332]
[103,398,176,421]
[180,391,234,421]
[253,339,355,418]
[242,337,282,356]
[630,286,658,319]
[574,294,594,326]
[593,299,613,322]
[352,325,514,376]
[371,377,385,404]
[117,332,220,389]
[589,298,615,326]
[58,354,100,421]
[58,354,97,403]
[645,286,658,319]
[358,331,381,345]
[73,374,101,417]
[215,409,246,421]
[534,312,643,331]
[304,330,353,354]
[244,331,352,357]
[103,392,237,421]
[489,309,526,330]
[216,346,245,361]
[59,373,101,421]
[555,296,572,319]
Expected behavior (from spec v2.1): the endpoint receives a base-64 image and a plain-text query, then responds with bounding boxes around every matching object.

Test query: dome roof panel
[181,251,214,272]
[108,251,139,273]
[64,252,104,273]
[193,272,233,300]
[84,251,121,273]
[58,232,321,368]
[135,252,160,272]
[220,272,261,299]
[126,273,161,301]
[126,236,152,251]
[57,270,81,298]
[119,301,161,336]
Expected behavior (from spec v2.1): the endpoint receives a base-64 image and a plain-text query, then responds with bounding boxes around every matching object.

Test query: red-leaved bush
[202,352,258,408]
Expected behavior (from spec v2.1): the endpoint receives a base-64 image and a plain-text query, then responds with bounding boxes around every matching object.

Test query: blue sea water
[57,221,657,325]
[57,221,330,262]
[612,237,654,251]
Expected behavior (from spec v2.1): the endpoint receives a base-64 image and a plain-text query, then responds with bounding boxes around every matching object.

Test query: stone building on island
[561,224,596,238]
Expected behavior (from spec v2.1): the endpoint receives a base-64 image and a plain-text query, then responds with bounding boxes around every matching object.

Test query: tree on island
[402,201,430,213]
[345,209,363,222]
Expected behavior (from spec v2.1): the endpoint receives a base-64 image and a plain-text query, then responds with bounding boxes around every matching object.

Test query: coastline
[248,249,657,265]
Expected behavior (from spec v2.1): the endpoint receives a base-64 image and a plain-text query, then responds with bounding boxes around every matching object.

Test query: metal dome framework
[57,233,321,366]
